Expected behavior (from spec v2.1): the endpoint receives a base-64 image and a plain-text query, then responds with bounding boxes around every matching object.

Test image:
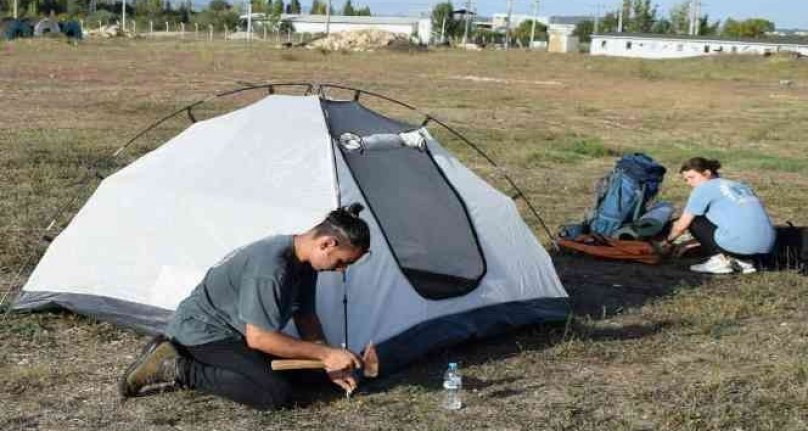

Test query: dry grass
[1,38,807,430]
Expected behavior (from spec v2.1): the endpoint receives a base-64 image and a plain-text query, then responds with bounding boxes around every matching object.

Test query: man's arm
[244,323,361,371]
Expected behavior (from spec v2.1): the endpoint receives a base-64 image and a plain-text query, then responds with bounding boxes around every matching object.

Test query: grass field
[1,38,807,430]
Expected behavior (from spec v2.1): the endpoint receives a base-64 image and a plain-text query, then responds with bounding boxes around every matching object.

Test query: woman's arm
[667,211,695,243]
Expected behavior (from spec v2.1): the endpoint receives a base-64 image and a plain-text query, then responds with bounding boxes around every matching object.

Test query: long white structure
[591,33,808,59]
[242,13,432,44]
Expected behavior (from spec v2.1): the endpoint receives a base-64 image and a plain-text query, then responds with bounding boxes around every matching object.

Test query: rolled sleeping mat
[615,202,675,240]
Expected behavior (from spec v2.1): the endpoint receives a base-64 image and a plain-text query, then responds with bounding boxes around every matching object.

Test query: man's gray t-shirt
[166,235,317,346]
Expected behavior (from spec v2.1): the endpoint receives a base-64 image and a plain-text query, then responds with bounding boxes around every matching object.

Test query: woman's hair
[679,157,721,175]
[313,203,370,253]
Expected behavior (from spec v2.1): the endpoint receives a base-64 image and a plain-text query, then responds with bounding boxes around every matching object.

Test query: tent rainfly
[14,85,570,375]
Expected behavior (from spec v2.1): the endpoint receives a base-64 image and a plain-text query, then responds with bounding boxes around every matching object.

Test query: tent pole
[342,272,348,351]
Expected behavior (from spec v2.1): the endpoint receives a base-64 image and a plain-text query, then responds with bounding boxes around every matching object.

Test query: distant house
[490,14,588,31]
[590,33,808,59]
[548,23,579,53]
[241,13,432,45]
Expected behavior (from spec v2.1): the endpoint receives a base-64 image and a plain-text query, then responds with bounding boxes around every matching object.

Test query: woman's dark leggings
[688,216,762,262]
[174,338,325,410]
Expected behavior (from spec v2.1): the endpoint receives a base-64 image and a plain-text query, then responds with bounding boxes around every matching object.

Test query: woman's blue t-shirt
[684,178,775,255]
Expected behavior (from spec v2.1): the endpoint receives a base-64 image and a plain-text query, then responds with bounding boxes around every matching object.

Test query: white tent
[15,89,568,374]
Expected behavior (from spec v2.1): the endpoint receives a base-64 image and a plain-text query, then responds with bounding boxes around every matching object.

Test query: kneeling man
[119,203,370,410]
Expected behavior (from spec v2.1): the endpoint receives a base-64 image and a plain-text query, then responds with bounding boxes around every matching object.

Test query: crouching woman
[664,157,775,274]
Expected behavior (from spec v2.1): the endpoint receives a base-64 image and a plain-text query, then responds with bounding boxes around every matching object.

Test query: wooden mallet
[270,341,379,378]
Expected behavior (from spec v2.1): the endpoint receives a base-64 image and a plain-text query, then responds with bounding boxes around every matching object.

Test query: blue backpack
[587,153,667,236]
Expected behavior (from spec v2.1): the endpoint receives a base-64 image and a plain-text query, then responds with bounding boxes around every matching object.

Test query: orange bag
[557,234,661,265]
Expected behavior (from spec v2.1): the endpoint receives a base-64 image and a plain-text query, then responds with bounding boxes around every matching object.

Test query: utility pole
[594,4,601,34]
[505,0,513,49]
[462,0,471,45]
[13,0,17,19]
[325,0,331,34]
[529,0,539,49]
[121,0,126,31]
[440,15,446,44]
[247,0,253,40]
[688,0,701,35]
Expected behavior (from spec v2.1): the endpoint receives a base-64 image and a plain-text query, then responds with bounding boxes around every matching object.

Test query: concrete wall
[590,35,808,59]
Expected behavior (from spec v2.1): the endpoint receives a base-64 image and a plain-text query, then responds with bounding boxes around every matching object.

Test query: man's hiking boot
[119,335,181,398]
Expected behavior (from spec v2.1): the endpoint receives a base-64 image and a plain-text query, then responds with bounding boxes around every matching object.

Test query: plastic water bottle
[442,362,462,410]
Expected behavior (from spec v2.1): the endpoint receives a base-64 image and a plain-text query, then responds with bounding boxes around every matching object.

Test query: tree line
[431,1,548,47]
[573,0,776,42]
[430,0,779,47]
[0,0,371,31]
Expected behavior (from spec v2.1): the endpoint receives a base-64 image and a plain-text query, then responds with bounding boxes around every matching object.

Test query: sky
[348,0,807,30]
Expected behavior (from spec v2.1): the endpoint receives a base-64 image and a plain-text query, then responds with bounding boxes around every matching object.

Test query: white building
[242,13,432,44]
[591,33,808,59]
[548,24,578,53]
[491,14,549,31]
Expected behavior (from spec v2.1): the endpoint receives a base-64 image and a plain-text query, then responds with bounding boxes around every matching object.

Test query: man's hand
[327,368,358,395]
[322,347,362,395]
[322,347,363,372]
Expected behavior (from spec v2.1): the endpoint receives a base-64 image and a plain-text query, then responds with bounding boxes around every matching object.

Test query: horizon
[196,0,807,30]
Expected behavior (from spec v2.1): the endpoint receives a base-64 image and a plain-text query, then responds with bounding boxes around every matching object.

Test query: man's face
[310,237,365,272]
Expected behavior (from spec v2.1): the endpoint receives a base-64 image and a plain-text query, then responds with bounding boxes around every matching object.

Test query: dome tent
[13,84,569,375]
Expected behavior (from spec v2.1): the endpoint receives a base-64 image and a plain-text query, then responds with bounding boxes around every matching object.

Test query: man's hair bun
[346,203,364,217]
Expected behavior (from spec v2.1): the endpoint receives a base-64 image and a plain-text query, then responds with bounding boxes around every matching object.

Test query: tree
[354,5,369,15]
[272,0,283,15]
[628,0,656,33]
[191,0,239,29]
[668,0,690,34]
[598,12,619,34]
[650,18,671,34]
[209,0,229,12]
[431,2,460,42]
[698,14,720,36]
[513,19,546,44]
[723,18,774,38]
[286,0,300,13]
[134,0,164,20]
[341,0,353,16]
[574,19,594,43]
[309,0,327,14]
[250,0,267,14]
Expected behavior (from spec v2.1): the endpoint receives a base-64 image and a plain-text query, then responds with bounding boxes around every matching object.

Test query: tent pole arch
[110,81,556,248]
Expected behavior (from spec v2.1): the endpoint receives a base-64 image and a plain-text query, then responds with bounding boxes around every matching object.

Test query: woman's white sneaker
[690,253,734,274]
[731,258,757,274]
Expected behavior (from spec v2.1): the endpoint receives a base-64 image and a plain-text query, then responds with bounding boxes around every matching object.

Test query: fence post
[180,22,185,39]
[195,23,199,39]
[208,24,213,42]
[149,20,153,37]
[165,21,169,32]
